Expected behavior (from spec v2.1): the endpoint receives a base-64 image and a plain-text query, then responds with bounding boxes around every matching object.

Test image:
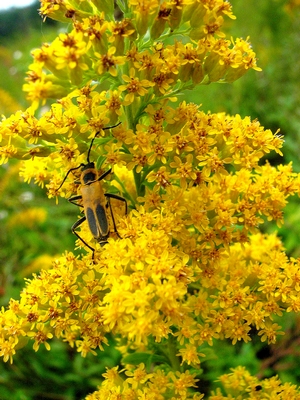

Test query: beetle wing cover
[86,205,109,239]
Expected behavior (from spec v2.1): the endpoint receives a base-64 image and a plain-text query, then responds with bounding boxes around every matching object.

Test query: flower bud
[150,6,171,40]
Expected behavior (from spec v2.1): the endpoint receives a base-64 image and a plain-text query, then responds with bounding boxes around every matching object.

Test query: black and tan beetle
[57,123,127,258]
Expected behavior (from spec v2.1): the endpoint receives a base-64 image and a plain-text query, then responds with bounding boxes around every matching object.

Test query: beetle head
[81,162,97,185]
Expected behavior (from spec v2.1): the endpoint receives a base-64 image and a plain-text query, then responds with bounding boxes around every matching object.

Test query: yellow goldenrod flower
[95,46,125,76]
[129,0,160,36]
[119,67,154,105]
[27,322,54,351]
[108,18,137,55]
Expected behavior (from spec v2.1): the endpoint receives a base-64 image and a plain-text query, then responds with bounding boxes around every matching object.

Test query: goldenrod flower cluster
[210,366,300,399]
[1,0,300,397]
[86,364,203,400]
[85,365,300,400]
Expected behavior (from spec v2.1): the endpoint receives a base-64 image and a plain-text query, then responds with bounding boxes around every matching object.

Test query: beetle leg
[105,193,127,238]
[106,197,119,237]
[71,216,95,258]
[98,168,112,181]
[68,194,83,208]
[105,193,128,215]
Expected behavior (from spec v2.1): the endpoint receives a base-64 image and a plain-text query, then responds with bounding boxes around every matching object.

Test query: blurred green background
[0,0,300,398]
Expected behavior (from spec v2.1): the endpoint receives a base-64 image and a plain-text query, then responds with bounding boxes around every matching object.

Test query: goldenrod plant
[1,1,300,398]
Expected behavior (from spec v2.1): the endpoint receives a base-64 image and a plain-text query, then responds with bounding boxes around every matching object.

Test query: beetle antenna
[87,134,98,164]
[87,122,122,164]
[57,165,83,191]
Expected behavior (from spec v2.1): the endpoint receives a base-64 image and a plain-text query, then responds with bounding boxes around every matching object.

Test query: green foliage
[0,337,121,400]
[0,3,62,111]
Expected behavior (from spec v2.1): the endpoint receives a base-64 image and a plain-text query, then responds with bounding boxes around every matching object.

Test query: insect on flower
[57,123,127,258]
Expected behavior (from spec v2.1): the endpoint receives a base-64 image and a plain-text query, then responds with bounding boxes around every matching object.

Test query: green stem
[113,174,136,208]
[167,335,181,371]
[126,103,135,131]
[133,168,143,197]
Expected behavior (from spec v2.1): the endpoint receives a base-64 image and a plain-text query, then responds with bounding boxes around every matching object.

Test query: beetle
[57,123,127,258]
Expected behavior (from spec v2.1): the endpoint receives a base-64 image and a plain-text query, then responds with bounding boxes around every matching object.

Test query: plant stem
[167,335,181,371]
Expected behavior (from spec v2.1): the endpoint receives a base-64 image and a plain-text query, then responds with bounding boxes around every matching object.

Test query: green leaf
[122,352,169,367]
